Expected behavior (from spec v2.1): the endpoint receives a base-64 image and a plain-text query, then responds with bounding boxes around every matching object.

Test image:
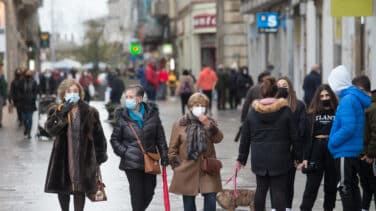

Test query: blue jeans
[22,111,33,130]
[182,192,216,211]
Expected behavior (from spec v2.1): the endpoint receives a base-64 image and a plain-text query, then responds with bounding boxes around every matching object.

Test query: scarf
[128,103,145,128]
[185,113,207,160]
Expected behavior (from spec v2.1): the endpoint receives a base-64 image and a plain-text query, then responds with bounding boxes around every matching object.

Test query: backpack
[181,81,191,94]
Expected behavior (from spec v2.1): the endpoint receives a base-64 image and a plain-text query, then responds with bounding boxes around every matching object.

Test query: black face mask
[278,87,289,98]
[321,99,331,107]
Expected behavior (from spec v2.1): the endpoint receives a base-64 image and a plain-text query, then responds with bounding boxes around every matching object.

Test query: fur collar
[252,98,288,113]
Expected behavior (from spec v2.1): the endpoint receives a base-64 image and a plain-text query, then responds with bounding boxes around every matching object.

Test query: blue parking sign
[256,12,280,33]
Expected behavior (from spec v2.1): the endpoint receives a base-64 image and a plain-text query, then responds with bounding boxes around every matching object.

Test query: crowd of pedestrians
[2,60,375,211]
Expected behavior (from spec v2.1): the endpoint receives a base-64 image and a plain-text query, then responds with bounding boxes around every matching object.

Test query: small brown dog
[216,188,256,211]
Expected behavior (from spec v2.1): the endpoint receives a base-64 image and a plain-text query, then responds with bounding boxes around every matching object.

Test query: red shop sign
[193,14,216,29]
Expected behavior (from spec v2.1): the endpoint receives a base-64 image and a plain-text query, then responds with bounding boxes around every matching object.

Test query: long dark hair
[308,84,338,114]
[277,76,298,112]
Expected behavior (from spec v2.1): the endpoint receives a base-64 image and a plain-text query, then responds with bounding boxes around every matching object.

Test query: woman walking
[236,76,300,211]
[44,79,108,211]
[300,84,339,211]
[110,85,169,211]
[168,92,223,211]
[175,69,195,115]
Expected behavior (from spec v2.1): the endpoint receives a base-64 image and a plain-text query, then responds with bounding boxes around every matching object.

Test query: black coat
[237,98,299,176]
[236,74,254,99]
[19,78,38,112]
[109,77,125,104]
[303,71,321,105]
[241,84,262,122]
[44,102,108,194]
[39,76,57,95]
[110,102,168,171]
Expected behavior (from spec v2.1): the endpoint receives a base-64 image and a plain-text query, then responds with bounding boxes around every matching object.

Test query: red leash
[225,168,239,198]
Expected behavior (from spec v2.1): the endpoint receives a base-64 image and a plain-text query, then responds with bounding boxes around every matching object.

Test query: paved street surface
[0,98,373,211]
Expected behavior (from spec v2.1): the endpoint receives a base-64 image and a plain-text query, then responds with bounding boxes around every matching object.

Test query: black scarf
[185,113,207,160]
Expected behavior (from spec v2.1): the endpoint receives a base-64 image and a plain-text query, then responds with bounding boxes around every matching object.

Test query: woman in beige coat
[168,92,223,211]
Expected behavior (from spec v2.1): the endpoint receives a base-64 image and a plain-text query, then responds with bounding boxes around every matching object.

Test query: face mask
[45,73,51,78]
[321,99,331,107]
[125,99,137,110]
[278,87,289,98]
[192,106,206,117]
[64,93,80,104]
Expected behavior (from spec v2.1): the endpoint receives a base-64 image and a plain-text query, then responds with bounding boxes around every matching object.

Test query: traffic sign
[130,43,142,55]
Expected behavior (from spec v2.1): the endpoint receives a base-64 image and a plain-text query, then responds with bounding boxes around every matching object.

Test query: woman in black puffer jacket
[236,76,300,211]
[110,85,168,211]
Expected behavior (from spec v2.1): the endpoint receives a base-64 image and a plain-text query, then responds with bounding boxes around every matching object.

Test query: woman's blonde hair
[57,79,85,102]
[187,92,209,108]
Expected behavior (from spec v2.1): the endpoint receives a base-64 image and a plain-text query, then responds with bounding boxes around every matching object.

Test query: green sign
[331,0,373,16]
[130,43,142,55]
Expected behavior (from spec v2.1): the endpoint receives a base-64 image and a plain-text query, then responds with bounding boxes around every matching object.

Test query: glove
[61,101,74,116]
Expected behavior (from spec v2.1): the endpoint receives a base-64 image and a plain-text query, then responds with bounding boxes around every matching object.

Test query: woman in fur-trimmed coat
[168,92,223,211]
[44,79,107,211]
[236,77,299,211]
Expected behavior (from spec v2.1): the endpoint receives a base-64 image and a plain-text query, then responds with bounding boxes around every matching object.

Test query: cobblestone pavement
[0,98,373,211]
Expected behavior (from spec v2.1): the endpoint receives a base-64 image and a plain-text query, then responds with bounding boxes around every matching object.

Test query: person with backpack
[176,70,195,115]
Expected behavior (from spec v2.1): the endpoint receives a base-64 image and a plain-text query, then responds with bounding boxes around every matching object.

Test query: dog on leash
[216,188,256,211]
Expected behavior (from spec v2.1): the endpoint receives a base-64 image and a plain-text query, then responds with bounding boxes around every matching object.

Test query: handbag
[201,157,222,175]
[87,167,107,202]
[128,122,161,175]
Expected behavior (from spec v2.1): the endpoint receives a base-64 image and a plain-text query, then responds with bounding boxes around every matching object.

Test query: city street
[0,98,371,211]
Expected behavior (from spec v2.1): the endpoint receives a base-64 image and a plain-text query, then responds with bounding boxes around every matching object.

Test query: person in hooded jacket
[236,76,299,211]
[327,65,372,211]
[168,92,223,211]
[300,84,339,211]
[272,76,305,211]
[110,85,168,211]
[44,79,108,211]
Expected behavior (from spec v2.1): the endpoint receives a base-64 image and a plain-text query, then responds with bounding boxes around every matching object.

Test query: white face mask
[192,106,206,117]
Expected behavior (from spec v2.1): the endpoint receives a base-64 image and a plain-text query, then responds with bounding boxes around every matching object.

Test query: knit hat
[328,65,352,94]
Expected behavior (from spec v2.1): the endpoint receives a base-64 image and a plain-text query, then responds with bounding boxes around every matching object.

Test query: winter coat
[39,76,57,95]
[328,86,371,158]
[136,68,146,89]
[44,102,108,194]
[236,73,254,99]
[294,100,307,156]
[110,102,169,171]
[303,71,321,105]
[175,75,195,95]
[109,77,125,104]
[364,92,376,158]
[237,98,299,176]
[19,78,38,112]
[197,67,218,91]
[146,64,159,89]
[0,75,7,99]
[9,78,22,106]
[168,115,223,196]
[216,70,229,92]
[241,84,262,122]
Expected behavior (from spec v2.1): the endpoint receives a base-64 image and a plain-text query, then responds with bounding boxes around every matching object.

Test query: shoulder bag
[128,122,161,175]
[87,166,107,202]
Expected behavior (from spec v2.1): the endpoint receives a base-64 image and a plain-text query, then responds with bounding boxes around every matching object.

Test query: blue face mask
[65,93,80,104]
[125,99,137,110]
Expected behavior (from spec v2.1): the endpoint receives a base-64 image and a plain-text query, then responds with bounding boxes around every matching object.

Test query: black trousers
[271,167,296,209]
[255,174,287,211]
[228,89,237,109]
[359,160,376,210]
[300,139,337,210]
[180,93,191,115]
[216,89,226,110]
[335,157,361,211]
[125,169,157,211]
[202,90,213,111]
[58,193,85,211]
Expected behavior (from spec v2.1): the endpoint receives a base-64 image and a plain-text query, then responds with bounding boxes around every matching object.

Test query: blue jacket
[328,86,371,158]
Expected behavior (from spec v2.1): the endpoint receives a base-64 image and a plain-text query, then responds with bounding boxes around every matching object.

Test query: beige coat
[168,116,223,196]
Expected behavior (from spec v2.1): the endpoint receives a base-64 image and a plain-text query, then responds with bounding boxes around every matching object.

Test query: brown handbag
[201,157,223,175]
[87,167,107,202]
[128,122,161,175]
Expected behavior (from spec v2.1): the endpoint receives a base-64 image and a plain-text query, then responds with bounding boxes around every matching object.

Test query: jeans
[125,169,156,211]
[182,192,216,211]
[255,174,287,211]
[22,111,33,131]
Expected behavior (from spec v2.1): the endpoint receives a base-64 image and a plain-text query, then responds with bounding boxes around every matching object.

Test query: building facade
[241,0,376,96]
[1,0,40,80]
[174,0,217,76]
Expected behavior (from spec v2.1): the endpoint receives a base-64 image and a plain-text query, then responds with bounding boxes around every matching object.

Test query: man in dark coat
[19,70,38,138]
[216,64,229,110]
[303,64,322,106]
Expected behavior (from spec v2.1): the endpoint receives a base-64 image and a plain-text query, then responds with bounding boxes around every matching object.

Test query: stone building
[1,0,40,80]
